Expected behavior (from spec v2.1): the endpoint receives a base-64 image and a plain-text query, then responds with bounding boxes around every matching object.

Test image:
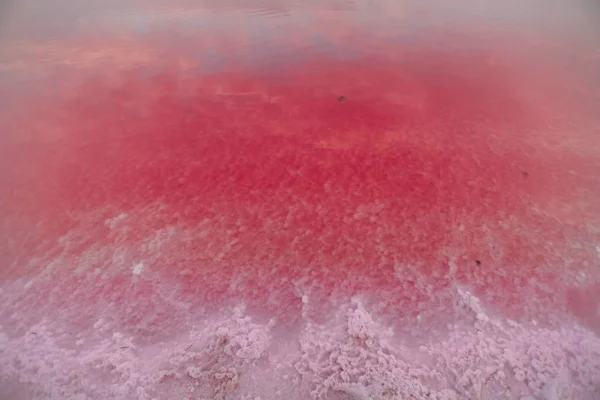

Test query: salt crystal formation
[1,0,600,399]
[2,267,600,400]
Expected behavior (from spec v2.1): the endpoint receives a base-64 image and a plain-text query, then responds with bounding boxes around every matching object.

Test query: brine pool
[1,0,600,399]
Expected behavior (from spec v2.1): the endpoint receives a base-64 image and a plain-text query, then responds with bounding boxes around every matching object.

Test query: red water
[1,1,600,399]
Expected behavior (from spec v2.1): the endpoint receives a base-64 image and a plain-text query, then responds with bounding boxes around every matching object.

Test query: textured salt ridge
[1,211,600,399]
[1,207,599,400]
[1,280,600,400]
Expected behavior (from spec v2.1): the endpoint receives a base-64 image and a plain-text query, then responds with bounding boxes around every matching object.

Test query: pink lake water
[1,0,600,399]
